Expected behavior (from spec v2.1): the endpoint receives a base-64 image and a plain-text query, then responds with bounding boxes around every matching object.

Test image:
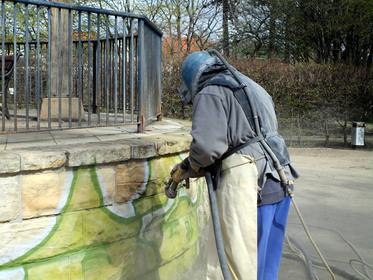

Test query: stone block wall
[0,134,210,279]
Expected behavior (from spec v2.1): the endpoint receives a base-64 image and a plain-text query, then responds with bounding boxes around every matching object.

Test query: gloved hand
[171,157,204,183]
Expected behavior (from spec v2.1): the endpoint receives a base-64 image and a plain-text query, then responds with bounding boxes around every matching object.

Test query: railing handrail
[5,0,163,36]
[0,36,137,46]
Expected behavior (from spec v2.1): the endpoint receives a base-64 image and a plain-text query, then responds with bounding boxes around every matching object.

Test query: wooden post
[51,0,70,98]
[41,0,85,121]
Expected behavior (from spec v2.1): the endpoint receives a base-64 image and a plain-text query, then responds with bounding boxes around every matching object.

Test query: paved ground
[279,148,373,280]
[1,118,372,279]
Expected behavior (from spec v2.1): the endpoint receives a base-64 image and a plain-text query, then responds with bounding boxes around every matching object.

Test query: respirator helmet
[179,51,225,104]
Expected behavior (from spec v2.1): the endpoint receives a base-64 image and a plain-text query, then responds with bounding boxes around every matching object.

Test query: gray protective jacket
[188,70,300,203]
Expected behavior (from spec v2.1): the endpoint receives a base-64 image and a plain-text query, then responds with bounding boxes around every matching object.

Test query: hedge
[162,57,373,148]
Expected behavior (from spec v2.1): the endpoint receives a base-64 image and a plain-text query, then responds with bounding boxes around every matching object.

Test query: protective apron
[206,153,258,280]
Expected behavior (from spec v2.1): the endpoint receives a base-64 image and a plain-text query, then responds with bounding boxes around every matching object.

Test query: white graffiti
[0,217,56,266]
[0,267,25,280]
[104,161,148,219]
[55,171,74,213]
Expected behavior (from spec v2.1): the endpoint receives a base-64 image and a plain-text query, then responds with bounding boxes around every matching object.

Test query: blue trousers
[257,196,291,280]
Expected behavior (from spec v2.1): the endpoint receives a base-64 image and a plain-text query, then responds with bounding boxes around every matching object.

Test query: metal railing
[0,0,162,133]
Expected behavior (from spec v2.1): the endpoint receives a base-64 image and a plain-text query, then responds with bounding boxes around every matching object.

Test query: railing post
[92,40,97,113]
[96,15,100,125]
[25,4,29,130]
[137,19,144,133]
[13,2,18,131]
[1,1,5,132]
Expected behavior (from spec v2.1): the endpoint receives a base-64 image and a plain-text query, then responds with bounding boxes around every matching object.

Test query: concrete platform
[1,118,372,279]
[0,118,192,151]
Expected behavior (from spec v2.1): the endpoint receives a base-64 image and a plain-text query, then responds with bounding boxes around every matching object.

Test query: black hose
[287,236,317,280]
[282,253,364,280]
[205,170,232,280]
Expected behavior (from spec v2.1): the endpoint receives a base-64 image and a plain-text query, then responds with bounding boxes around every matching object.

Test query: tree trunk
[268,11,276,59]
[297,114,302,146]
[176,3,182,56]
[222,0,229,56]
[343,118,348,147]
[324,119,330,147]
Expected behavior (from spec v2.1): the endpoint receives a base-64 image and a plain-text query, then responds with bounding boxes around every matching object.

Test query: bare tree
[154,0,221,57]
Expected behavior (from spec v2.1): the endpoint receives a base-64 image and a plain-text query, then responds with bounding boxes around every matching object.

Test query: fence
[0,0,162,133]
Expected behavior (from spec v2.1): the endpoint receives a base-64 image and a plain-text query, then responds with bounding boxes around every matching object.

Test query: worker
[170,51,300,280]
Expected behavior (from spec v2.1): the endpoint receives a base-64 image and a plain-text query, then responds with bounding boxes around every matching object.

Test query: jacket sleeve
[188,90,229,168]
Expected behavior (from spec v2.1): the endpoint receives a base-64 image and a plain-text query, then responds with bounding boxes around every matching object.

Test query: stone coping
[0,118,193,174]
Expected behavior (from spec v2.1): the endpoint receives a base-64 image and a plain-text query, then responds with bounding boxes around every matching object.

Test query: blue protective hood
[179,51,224,104]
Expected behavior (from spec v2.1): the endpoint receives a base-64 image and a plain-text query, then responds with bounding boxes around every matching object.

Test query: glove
[171,157,204,183]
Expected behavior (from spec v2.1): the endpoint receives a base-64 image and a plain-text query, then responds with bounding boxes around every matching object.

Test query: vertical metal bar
[25,4,29,130]
[122,17,126,123]
[81,48,84,107]
[74,43,77,98]
[109,40,111,113]
[101,40,103,116]
[101,40,103,117]
[92,41,96,114]
[78,11,82,126]
[118,34,122,115]
[96,14,100,125]
[1,1,5,132]
[105,15,109,125]
[114,16,118,123]
[40,42,43,114]
[68,9,72,127]
[48,7,51,128]
[13,2,17,132]
[130,18,134,122]
[137,20,144,132]
[29,43,32,122]
[119,35,122,118]
[157,31,162,120]
[87,12,91,126]
[36,5,41,129]
[58,8,62,128]
[118,38,120,111]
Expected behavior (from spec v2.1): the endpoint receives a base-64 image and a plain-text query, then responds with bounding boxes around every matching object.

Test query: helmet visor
[178,83,192,104]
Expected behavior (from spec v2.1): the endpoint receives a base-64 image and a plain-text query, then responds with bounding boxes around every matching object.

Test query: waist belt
[206,135,264,189]
[220,135,264,163]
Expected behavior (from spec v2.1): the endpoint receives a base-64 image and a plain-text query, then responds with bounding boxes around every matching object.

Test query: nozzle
[286,182,295,197]
[164,179,179,199]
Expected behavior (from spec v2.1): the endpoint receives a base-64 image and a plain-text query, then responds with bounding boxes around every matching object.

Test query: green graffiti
[0,155,207,280]
[167,220,181,239]
[185,220,194,242]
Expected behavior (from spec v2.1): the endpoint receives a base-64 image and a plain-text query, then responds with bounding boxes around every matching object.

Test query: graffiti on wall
[0,154,209,279]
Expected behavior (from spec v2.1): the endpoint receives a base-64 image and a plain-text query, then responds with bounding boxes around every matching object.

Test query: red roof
[162,37,215,56]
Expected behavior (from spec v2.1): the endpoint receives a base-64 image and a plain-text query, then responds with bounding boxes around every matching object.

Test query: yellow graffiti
[0,155,209,280]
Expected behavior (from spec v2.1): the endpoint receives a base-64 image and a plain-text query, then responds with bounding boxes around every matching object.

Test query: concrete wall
[0,134,210,279]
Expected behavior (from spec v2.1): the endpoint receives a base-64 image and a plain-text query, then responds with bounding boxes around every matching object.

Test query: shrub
[162,57,373,147]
